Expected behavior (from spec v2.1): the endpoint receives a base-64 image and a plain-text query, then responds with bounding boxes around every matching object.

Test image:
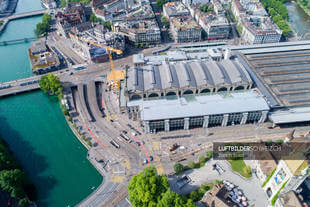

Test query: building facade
[113,19,161,45]
[170,17,202,43]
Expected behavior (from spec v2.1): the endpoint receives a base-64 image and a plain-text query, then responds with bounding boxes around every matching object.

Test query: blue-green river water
[0,0,102,206]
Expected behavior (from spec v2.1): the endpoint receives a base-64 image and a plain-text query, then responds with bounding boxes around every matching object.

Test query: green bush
[87,140,92,147]
[187,161,196,169]
[243,165,252,176]
[19,198,29,207]
[81,135,86,141]
[206,151,213,159]
[199,155,206,163]
[189,190,200,202]
[271,180,288,205]
[262,168,276,187]
[68,117,72,123]
[174,163,184,174]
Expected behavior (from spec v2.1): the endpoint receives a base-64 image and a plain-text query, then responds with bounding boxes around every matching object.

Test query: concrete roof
[30,40,47,54]
[269,107,310,124]
[127,90,269,121]
[126,59,252,93]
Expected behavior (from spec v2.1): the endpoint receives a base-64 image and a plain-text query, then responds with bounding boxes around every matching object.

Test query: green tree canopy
[102,21,112,30]
[157,190,196,207]
[161,16,169,28]
[34,14,52,37]
[90,13,98,22]
[39,73,62,96]
[174,163,184,174]
[0,169,26,198]
[156,0,167,11]
[128,167,169,207]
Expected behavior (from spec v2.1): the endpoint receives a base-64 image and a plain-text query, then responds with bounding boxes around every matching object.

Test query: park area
[228,159,252,178]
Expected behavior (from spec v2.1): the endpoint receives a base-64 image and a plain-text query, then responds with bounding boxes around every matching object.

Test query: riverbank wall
[0,19,8,35]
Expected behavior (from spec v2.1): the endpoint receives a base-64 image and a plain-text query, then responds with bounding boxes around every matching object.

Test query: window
[149,120,165,131]
[170,119,184,130]
[189,117,204,128]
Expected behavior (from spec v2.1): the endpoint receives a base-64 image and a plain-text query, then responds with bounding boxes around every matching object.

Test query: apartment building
[170,16,202,43]
[56,3,87,37]
[113,19,161,45]
[163,1,190,19]
[231,0,282,44]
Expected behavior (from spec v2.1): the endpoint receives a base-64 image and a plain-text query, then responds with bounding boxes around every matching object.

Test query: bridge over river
[0,9,49,21]
[0,76,41,98]
[0,9,49,36]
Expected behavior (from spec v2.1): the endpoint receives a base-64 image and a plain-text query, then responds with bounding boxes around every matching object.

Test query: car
[69,72,73,75]
[122,130,127,134]
[143,159,148,164]
[149,156,153,161]
[110,119,114,122]
[169,143,179,151]
[132,132,137,136]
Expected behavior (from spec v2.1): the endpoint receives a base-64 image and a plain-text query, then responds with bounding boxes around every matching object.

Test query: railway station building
[122,58,270,133]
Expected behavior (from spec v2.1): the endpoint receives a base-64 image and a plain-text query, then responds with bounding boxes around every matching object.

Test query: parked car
[169,143,179,151]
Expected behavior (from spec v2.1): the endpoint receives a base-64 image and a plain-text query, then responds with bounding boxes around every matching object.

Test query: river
[0,0,102,206]
[285,1,310,40]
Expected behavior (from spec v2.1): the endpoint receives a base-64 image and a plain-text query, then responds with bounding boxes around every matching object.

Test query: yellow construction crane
[69,33,123,90]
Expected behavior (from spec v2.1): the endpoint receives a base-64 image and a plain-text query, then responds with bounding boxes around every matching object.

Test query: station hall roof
[126,59,252,93]
[127,90,269,121]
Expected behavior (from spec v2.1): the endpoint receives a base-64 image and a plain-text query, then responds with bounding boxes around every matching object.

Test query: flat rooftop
[269,107,310,124]
[127,90,269,121]
[238,46,310,108]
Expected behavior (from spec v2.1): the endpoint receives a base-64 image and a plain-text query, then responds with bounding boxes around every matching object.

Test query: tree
[174,163,184,174]
[102,21,112,30]
[156,0,167,11]
[19,198,29,207]
[0,140,18,171]
[187,161,196,169]
[161,16,169,28]
[34,14,52,37]
[61,0,66,7]
[200,4,208,12]
[0,169,26,198]
[157,190,196,207]
[39,73,62,95]
[90,13,98,22]
[189,190,200,202]
[128,167,169,207]
[199,155,206,163]
[207,4,214,12]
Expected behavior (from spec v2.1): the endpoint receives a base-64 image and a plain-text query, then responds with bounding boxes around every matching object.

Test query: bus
[120,133,130,142]
[110,140,120,149]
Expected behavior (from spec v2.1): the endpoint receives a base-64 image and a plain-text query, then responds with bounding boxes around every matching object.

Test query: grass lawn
[228,159,252,178]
